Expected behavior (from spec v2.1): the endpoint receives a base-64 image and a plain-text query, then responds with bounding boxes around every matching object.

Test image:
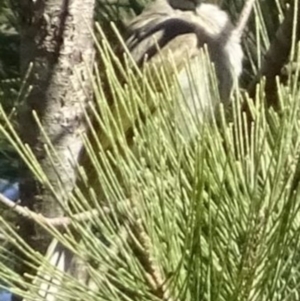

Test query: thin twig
[235,0,256,39]
[0,192,101,228]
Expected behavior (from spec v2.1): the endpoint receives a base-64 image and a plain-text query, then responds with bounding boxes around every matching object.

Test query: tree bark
[15,0,95,298]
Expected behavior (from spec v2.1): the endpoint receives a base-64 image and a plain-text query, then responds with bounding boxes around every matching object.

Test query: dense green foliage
[1,1,300,301]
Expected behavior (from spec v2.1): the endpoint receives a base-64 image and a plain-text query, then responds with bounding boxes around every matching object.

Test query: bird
[77,0,255,195]
[123,0,244,138]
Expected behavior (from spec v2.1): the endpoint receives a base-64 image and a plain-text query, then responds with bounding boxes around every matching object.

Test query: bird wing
[104,4,241,147]
[126,15,207,66]
[125,11,227,140]
[147,33,221,139]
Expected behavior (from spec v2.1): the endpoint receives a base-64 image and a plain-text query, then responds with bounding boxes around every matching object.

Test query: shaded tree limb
[248,2,300,103]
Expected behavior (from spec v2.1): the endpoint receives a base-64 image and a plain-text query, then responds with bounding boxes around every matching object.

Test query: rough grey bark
[15,0,95,295]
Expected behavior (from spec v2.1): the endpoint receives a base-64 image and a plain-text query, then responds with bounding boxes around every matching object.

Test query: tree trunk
[15,0,95,299]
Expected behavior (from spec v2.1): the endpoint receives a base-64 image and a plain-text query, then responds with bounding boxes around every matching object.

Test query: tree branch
[0,192,101,228]
[248,3,300,100]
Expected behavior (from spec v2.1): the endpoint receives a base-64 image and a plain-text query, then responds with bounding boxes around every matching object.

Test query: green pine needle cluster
[1,1,300,301]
